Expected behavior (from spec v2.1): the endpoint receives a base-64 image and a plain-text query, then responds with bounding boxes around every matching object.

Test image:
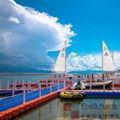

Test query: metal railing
[0,74,65,112]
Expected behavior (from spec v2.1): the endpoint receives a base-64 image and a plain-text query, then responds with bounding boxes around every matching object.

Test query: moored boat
[73,41,115,90]
[0,91,11,96]
[84,80,112,88]
[60,91,86,99]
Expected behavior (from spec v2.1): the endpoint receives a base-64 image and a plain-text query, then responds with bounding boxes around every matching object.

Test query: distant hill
[68,70,103,74]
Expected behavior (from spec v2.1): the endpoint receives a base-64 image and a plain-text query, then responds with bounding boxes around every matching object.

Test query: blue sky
[0,0,120,72]
[16,0,120,54]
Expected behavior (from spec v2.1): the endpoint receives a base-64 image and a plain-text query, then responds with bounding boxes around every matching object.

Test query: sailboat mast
[111,51,114,62]
[64,40,67,88]
[65,40,67,74]
[102,40,105,90]
[102,40,104,72]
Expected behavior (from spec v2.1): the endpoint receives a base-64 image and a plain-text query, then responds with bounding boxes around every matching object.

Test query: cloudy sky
[0,0,120,72]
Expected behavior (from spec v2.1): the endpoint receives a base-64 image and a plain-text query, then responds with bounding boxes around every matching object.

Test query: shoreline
[0,73,49,76]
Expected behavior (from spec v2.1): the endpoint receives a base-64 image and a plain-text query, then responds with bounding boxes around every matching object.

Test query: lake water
[14,98,120,120]
[0,74,49,88]
[1,74,120,120]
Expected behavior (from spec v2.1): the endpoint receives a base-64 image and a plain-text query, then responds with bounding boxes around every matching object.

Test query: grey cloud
[0,0,75,72]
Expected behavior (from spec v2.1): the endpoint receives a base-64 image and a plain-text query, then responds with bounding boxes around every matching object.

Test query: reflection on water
[15,98,120,120]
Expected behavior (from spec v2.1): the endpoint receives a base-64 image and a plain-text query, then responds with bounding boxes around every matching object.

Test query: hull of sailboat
[85,80,112,88]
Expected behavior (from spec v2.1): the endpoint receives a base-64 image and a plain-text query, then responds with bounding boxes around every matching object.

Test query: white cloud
[8,17,20,24]
[67,52,120,71]
[0,0,75,72]
[114,52,120,69]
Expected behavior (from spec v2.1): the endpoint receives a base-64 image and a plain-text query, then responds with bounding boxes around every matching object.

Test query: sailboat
[102,40,115,72]
[51,41,66,73]
[84,40,115,89]
[51,41,80,89]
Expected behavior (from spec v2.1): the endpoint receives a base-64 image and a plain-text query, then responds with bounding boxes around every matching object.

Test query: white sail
[102,41,115,72]
[52,41,66,73]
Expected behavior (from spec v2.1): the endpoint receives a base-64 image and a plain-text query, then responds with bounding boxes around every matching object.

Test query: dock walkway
[60,89,120,97]
[0,84,64,120]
